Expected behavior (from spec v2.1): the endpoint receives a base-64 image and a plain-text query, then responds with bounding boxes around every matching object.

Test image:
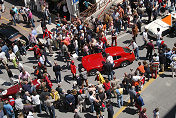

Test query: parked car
[145,12,176,38]
[0,76,52,100]
[82,46,135,75]
[0,24,29,47]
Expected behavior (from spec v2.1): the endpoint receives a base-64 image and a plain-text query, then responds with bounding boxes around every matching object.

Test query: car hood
[145,19,169,37]
[82,53,105,71]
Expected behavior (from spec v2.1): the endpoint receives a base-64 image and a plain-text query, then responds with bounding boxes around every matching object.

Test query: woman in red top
[70,60,77,80]
[99,33,107,49]
[103,79,111,99]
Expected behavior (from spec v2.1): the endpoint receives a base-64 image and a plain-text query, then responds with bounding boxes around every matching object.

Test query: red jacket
[43,29,52,39]
[28,46,41,57]
[45,75,53,89]
[100,36,107,44]
[70,64,76,74]
[9,98,15,107]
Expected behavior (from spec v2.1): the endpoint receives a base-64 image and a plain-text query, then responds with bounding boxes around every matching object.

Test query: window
[123,47,131,53]
[113,56,121,60]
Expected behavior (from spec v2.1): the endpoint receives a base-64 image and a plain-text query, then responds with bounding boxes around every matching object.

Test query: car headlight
[1,90,7,95]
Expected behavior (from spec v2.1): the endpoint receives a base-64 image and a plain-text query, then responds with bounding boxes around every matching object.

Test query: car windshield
[101,51,107,57]
[8,32,22,42]
[123,47,131,53]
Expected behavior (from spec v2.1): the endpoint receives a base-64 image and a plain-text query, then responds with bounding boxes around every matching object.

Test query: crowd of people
[0,0,176,118]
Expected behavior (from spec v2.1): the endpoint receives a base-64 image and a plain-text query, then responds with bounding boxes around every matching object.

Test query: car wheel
[89,69,97,76]
[120,61,129,67]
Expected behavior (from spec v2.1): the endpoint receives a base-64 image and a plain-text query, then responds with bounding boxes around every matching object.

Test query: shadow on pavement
[64,75,73,84]
[122,107,137,115]
[37,113,50,118]
[84,113,97,118]
[123,39,131,44]
[2,82,12,86]
[164,104,176,118]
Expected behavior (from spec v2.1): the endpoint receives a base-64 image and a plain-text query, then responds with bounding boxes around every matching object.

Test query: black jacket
[103,62,113,75]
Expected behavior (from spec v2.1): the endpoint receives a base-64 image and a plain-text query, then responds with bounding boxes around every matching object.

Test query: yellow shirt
[98,73,105,84]
[50,91,60,101]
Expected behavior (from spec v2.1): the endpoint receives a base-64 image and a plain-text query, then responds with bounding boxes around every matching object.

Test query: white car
[145,12,176,38]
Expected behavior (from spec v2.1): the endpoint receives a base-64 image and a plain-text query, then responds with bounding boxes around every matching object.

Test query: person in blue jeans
[53,61,62,83]
[45,96,55,118]
[3,100,15,118]
[128,40,139,60]
[116,86,123,108]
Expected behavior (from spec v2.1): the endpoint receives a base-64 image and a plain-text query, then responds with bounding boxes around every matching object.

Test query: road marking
[113,72,164,118]
[1,16,30,32]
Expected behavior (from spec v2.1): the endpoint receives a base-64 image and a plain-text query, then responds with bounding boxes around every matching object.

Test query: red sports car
[0,76,53,100]
[82,46,135,75]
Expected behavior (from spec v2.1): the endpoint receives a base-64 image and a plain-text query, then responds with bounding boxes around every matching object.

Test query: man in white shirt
[156,28,162,48]
[129,40,139,60]
[12,43,22,61]
[31,91,41,113]
[143,29,148,46]
[15,95,24,111]
[107,53,114,67]
[0,51,7,66]
[89,91,99,113]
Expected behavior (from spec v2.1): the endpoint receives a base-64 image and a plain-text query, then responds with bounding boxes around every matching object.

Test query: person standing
[103,59,113,81]
[135,93,144,112]
[53,61,62,83]
[27,10,35,27]
[156,28,162,48]
[44,6,51,25]
[45,96,55,118]
[111,29,118,47]
[70,60,77,80]
[3,100,15,118]
[107,53,114,67]
[15,95,24,116]
[146,40,154,61]
[136,62,145,76]
[41,49,52,67]
[129,40,139,60]
[46,37,54,54]
[10,7,16,26]
[159,50,166,72]
[129,86,136,106]
[103,79,111,99]
[132,24,138,42]
[89,91,99,113]
[19,6,27,23]
[107,100,114,118]
[9,50,18,68]
[114,17,121,34]
[153,108,159,118]
[65,90,75,112]
[142,29,148,47]
[12,5,19,22]
[146,2,152,23]
[31,91,41,113]
[139,108,148,118]
[80,68,88,88]
[170,57,176,78]
[116,85,123,108]
[153,7,158,21]
[12,43,22,61]
[0,0,4,13]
